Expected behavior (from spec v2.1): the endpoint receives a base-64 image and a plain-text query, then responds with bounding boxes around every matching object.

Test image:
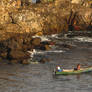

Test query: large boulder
[31,37,41,46]
[8,50,30,60]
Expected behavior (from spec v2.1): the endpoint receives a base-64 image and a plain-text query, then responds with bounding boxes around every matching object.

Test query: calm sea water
[0,33,92,92]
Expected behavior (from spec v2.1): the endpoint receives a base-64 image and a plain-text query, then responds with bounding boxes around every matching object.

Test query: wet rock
[3,33,33,51]
[44,45,51,50]
[23,37,32,45]
[31,37,41,46]
[39,41,54,50]
[62,43,74,49]
[10,60,18,64]
[39,58,50,63]
[0,58,3,62]
[8,38,23,50]
[0,52,7,59]
[0,33,33,64]
[38,44,51,50]
[8,50,30,60]
[22,44,33,51]
[21,59,30,64]
[41,41,55,45]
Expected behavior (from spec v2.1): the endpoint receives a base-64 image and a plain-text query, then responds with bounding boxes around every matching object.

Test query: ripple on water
[0,35,92,92]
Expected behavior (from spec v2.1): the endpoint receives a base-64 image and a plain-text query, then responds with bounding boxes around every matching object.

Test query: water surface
[0,34,92,92]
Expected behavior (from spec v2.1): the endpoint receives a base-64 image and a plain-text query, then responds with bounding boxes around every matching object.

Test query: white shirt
[57,66,61,70]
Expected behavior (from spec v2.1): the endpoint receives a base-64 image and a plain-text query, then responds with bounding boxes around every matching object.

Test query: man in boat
[56,66,63,72]
[74,64,81,70]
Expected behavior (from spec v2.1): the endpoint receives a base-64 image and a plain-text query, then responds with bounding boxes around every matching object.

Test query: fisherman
[74,64,81,70]
[56,66,63,72]
[77,64,81,70]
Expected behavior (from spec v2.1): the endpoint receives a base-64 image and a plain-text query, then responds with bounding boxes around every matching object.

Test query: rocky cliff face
[0,0,92,64]
[0,0,92,36]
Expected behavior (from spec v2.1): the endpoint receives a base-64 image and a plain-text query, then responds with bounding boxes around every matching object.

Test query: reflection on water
[0,35,92,92]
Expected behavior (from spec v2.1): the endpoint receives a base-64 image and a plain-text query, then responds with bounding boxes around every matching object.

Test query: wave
[74,36,92,42]
[28,49,64,55]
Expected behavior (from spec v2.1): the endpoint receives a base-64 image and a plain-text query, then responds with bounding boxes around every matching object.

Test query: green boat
[54,67,92,75]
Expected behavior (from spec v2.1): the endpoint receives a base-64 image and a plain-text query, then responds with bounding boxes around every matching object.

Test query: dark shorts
[74,68,78,71]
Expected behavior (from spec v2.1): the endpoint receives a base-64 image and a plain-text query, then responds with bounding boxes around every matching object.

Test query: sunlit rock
[82,0,92,8]
[71,0,83,4]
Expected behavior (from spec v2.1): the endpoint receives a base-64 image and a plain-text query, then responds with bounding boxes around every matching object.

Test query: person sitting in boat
[74,64,81,70]
[56,66,63,72]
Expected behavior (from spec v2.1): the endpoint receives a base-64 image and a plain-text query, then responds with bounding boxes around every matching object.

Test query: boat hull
[54,67,92,75]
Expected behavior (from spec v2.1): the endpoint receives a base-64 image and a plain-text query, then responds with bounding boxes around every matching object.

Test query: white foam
[32,35,50,41]
[50,34,59,38]
[28,49,64,55]
[74,37,92,42]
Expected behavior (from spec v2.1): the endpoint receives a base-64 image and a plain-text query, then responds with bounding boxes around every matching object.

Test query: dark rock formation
[0,0,91,37]
[8,50,30,60]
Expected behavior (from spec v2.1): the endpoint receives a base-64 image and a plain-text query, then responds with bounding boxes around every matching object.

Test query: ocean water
[0,32,92,92]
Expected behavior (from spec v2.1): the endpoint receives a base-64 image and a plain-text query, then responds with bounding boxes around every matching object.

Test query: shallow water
[0,34,92,92]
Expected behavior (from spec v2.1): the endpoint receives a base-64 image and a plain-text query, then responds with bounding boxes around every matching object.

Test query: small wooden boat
[54,67,92,75]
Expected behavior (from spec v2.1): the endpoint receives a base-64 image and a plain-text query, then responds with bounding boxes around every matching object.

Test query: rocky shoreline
[0,0,92,64]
